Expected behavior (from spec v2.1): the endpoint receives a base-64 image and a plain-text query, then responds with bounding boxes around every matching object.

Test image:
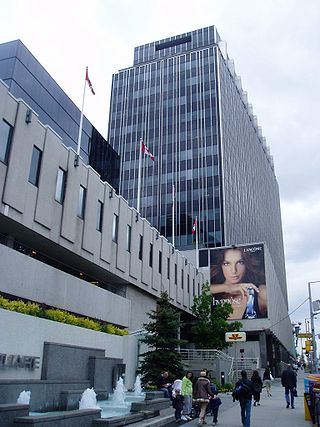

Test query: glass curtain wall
[108,27,224,250]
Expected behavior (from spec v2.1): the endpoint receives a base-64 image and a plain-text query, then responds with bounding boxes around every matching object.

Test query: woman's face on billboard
[221,249,246,284]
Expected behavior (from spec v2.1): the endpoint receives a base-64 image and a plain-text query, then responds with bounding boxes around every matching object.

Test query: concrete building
[0,39,120,189]
[0,79,204,396]
[107,26,294,369]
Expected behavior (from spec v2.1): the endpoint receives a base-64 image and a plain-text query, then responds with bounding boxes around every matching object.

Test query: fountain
[79,388,101,410]
[29,379,145,420]
[112,377,126,404]
[133,374,143,396]
[17,390,31,405]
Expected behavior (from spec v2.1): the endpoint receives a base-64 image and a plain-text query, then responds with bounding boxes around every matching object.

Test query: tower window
[28,146,42,187]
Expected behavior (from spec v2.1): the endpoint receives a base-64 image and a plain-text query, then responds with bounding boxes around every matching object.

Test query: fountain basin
[14,408,101,426]
[0,403,29,427]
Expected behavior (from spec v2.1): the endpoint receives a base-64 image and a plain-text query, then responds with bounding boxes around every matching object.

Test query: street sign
[313,300,320,313]
[298,333,312,338]
[225,332,246,342]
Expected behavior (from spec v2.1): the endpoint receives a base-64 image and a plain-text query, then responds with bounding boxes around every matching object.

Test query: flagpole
[195,215,199,269]
[172,184,175,248]
[75,70,87,167]
[137,138,143,213]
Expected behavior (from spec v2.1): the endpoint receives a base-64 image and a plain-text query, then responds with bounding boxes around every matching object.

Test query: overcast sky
[1,0,320,343]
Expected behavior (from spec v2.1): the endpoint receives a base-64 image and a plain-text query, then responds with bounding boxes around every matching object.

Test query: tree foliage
[139,291,185,385]
[191,282,242,349]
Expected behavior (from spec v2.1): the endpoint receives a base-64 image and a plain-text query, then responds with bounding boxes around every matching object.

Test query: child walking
[172,389,184,423]
[208,383,222,426]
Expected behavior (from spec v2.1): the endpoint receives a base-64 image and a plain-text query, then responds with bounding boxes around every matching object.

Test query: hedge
[0,295,128,336]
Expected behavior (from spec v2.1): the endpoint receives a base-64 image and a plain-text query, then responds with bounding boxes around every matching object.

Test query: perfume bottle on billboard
[245,287,257,319]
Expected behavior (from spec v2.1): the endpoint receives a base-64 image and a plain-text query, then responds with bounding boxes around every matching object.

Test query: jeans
[285,387,295,407]
[239,398,252,427]
[182,395,192,415]
[174,408,182,420]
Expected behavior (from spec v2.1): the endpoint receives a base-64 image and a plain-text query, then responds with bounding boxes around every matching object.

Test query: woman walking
[181,371,193,421]
[194,370,215,425]
[251,370,263,406]
[263,367,272,397]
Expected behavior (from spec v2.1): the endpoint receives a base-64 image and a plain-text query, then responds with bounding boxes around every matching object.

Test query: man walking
[281,364,297,409]
[234,370,254,427]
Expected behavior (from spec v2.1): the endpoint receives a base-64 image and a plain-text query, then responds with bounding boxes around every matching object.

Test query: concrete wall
[0,309,138,388]
[0,81,204,332]
[0,245,130,327]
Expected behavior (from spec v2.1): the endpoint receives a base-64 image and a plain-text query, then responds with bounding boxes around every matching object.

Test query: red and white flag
[192,219,197,235]
[141,141,155,161]
[85,67,95,95]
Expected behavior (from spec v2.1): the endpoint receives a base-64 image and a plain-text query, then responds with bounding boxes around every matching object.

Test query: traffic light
[305,340,312,352]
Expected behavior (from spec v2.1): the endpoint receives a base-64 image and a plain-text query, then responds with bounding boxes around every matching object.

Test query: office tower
[107,26,288,305]
[0,40,120,190]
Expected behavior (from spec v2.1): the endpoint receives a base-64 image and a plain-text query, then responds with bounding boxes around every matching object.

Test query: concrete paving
[130,369,311,427]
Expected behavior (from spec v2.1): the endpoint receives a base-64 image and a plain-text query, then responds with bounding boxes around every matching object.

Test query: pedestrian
[208,383,222,426]
[172,378,182,398]
[194,370,215,426]
[251,370,263,406]
[156,371,172,399]
[262,367,272,397]
[234,370,254,427]
[281,364,297,409]
[181,371,193,421]
[172,389,184,424]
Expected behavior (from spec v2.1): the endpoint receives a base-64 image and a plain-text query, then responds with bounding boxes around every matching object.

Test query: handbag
[293,388,298,397]
[270,373,274,381]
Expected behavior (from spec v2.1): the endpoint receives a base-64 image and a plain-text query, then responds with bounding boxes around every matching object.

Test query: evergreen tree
[139,291,185,385]
[191,282,242,349]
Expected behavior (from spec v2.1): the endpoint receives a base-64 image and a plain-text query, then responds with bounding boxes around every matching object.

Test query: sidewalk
[170,369,310,427]
[130,369,311,426]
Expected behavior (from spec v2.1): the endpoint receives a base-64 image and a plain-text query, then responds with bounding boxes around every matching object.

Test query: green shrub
[101,323,117,334]
[101,323,129,336]
[221,382,234,392]
[0,296,42,316]
[76,316,101,331]
[0,294,128,336]
[0,296,12,310]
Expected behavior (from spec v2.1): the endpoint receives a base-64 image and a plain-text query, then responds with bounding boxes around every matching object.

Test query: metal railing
[178,348,233,361]
[178,349,259,384]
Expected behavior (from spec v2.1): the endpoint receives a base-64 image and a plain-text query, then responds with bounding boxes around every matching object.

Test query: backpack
[232,381,251,400]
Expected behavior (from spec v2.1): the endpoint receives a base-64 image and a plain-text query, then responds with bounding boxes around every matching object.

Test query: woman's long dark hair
[210,247,265,285]
[251,370,260,380]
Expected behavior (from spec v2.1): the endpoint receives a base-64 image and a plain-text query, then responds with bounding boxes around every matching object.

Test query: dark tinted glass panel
[139,235,143,260]
[0,119,13,163]
[96,201,103,231]
[149,243,153,267]
[199,249,209,267]
[112,214,119,242]
[77,185,86,219]
[55,168,67,204]
[127,225,132,252]
[28,146,42,186]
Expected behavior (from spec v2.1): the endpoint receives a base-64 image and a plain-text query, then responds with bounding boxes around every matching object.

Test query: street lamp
[308,281,320,373]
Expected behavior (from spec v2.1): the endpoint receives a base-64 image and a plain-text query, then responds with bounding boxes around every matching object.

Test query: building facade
[0,39,120,190]
[107,26,293,368]
[0,79,204,391]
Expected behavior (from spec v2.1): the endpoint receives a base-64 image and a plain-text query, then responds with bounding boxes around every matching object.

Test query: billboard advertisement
[210,243,267,320]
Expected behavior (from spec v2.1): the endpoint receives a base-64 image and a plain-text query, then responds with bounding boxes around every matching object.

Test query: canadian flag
[85,67,95,95]
[141,141,155,161]
[192,219,197,235]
